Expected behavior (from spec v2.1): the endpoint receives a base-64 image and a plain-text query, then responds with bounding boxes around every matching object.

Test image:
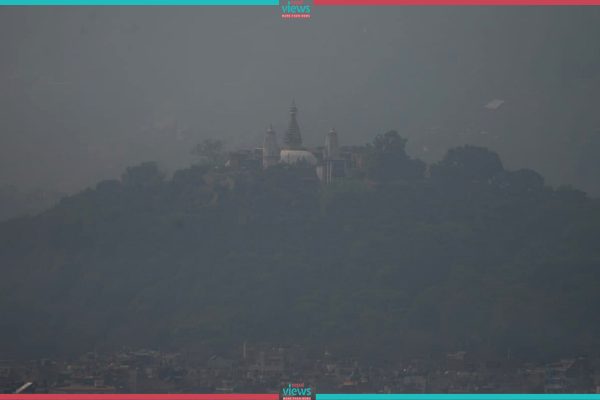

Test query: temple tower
[262,124,280,169]
[325,127,339,160]
[283,100,303,149]
[321,127,345,184]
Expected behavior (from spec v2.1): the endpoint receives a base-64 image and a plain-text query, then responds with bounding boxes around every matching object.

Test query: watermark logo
[280,383,314,400]
[281,0,312,19]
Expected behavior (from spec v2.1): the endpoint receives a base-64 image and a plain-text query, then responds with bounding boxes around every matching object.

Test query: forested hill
[1,133,600,361]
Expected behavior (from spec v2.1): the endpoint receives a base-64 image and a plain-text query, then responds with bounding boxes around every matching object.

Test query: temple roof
[284,100,303,149]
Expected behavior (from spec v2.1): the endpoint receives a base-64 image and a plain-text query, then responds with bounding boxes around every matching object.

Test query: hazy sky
[1,6,599,195]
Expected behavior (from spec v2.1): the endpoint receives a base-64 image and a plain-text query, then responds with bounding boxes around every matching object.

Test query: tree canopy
[0,137,599,363]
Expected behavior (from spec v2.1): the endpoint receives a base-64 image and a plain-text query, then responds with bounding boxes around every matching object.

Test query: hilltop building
[262,124,279,169]
[278,101,319,167]
[230,101,347,182]
[226,101,358,182]
[318,127,346,184]
[283,100,303,150]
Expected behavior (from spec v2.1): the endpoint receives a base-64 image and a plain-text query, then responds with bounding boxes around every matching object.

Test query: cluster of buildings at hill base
[3,346,600,394]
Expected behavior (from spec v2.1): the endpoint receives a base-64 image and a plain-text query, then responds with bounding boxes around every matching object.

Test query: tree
[192,139,226,167]
[494,168,545,193]
[121,162,165,188]
[171,164,210,188]
[366,130,425,182]
[431,145,504,183]
[372,130,408,155]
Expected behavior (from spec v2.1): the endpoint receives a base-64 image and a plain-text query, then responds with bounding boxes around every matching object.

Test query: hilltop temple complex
[227,101,357,183]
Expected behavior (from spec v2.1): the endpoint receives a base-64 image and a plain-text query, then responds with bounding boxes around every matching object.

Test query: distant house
[446,351,473,371]
[544,357,593,393]
[206,355,234,371]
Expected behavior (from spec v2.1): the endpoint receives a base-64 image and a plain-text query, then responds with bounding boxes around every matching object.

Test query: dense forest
[0,185,63,222]
[1,132,599,362]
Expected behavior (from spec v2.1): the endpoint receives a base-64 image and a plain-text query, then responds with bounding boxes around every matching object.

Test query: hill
[1,136,599,362]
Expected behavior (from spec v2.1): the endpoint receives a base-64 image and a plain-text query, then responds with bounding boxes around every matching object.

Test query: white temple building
[227,101,347,182]
[260,101,346,182]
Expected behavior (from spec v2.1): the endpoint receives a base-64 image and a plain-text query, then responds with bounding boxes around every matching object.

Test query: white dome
[280,149,318,166]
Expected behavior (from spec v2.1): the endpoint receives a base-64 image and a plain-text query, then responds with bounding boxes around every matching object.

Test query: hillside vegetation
[1,133,599,361]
